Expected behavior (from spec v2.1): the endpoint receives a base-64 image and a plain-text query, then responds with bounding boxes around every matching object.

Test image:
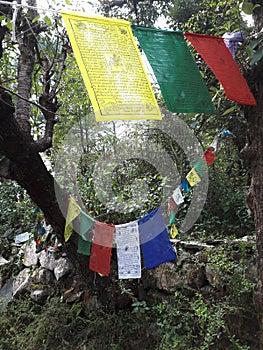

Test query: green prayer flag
[80,210,94,240]
[169,210,176,225]
[77,236,92,256]
[132,26,215,114]
[194,158,203,176]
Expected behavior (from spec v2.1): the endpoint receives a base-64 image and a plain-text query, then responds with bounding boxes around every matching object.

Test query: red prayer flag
[89,222,114,276]
[184,33,256,106]
[203,147,216,166]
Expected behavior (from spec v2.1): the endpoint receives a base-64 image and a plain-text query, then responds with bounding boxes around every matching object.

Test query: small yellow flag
[64,197,81,242]
[61,12,161,122]
[186,168,201,187]
[170,223,179,239]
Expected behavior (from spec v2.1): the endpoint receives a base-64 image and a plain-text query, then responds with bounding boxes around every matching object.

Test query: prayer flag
[64,197,81,242]
[210,136,219,151]
[172,187,184,204]
[80,210,94,240]
[89,222,114,276]
[170,223,179,239]
[77,236,92,256]
[138,207,176,269]
[184,32,256,106]
[223,31,246,58]
[115,221,141,279]
[186,168,201,187]
[61,12,161,121]
[194,158,203,176]
[169,210,176,225]
[203,147,216,166]
[180,178,190,194]
[132,26,215,114]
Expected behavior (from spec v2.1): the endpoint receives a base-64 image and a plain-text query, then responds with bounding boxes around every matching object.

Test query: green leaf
[249,36,263,50]
[250,46,263,65]
[65,0,72,5]
[32,15,40,24]
[43,16,52,27]
[6,18,12,31]
[241,1,254,15]
[222,106,236,116]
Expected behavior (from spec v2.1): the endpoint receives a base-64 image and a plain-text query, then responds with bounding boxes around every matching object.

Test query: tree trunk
[242,2,263,346]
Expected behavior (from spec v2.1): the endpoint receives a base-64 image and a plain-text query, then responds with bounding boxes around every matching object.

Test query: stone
[39,250,56,271]
[32,268,55,286]
[30,288,52,303]
[54,257,72,281]
[23,240,40,267]
[0,279,13,312]
[13,268,32,296]
[0,256,9,266]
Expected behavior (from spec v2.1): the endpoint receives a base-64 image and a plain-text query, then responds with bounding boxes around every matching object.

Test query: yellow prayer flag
[64,197,81,242]
[170,223,179,239]
[61,12,161,122]
[186,168,201,187]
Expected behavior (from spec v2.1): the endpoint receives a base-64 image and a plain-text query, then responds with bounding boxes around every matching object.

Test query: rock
[54,257,72,281]
[0,256,9,266]
[4,228,14,240]
[0,279,13,312]
[154,262,186,292]
[32,268,55,286]
[13,268,32,296]
[205,265,220,285]
[39,250,56,271]
[30,288,52,303]
[23,241,40,267]
[64,291,84,303]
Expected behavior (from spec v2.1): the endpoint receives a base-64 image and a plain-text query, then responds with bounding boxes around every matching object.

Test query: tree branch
[15,3,37,133]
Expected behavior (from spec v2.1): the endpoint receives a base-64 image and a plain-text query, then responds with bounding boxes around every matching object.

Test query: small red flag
[204,147,216,166]
[89,222,114,276]
[184,33,256,106]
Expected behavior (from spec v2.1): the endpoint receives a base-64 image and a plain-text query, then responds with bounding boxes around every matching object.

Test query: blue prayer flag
[138,207,176,269]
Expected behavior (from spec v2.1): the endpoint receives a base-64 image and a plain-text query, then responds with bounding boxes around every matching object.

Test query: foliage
[0,180,34,235]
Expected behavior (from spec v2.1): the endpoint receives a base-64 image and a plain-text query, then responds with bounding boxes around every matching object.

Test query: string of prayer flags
[186,168,201,187]
[184,32,256,106]
[64,197,81,242]
[61,12,161,122]
[169,223,179,239]
[115,221,141,279]
[204,147,216,166]
[132,26,215,114]
[89,222,114,276]
[138,207,176,269]
[172,187,185,205]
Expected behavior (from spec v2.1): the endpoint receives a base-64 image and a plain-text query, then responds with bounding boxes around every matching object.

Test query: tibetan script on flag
[61,12,161,121]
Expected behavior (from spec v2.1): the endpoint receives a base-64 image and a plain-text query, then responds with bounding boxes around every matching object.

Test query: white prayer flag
[172,187,184,205]
[115,221,141,279]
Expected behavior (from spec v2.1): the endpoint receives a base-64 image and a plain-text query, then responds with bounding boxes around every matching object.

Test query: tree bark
[242,2,263,346]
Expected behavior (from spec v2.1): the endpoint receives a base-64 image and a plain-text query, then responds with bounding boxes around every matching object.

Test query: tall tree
[242,1,263,347]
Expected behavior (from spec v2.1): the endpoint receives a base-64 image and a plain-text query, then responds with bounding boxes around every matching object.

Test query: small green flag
[80,210,94,240]
[132,26,215,114]
[77,236,92,256]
